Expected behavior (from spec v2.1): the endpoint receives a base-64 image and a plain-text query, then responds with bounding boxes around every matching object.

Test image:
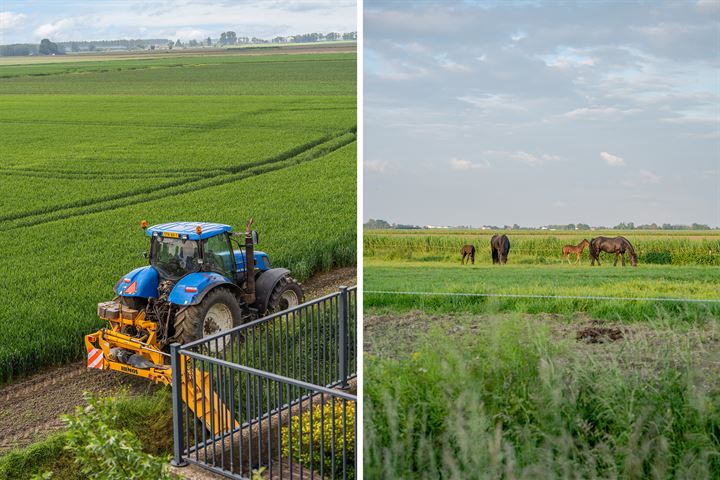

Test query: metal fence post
[338,286,349,389]
[170,343,188,467]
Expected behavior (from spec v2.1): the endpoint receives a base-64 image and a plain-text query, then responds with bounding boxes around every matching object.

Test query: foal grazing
[561,239,589,265]
[460,245,476,265]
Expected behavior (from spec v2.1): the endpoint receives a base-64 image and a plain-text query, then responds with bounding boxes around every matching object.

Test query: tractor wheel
[266,276,304,314]
[173,288,243,350]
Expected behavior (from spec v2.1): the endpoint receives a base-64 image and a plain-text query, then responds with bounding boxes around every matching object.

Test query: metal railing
[171,286,357,479]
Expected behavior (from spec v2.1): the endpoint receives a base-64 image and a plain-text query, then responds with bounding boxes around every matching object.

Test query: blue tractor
[85,219,303,384]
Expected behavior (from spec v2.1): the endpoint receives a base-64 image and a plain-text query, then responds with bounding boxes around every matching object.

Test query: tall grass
[365,232,720,266]
[364,317,720,479]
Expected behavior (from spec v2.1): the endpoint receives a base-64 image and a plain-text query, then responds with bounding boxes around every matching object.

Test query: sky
[364,0,720,227]
[0,0,356,44]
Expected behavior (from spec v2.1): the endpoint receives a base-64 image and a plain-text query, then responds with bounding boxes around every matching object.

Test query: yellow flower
[281,400,356,479]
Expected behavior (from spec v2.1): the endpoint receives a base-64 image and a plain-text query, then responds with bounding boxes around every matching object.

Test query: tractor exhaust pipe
[244,218,256,305]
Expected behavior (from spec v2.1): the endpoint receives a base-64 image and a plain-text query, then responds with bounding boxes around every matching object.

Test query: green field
[0,52,356,383]
[365,261,720,322]
[364,231,720,477]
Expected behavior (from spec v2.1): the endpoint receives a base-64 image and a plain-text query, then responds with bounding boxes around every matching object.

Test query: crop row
[0,52,354,79]
[365,233,720,265]
[0,142,356,384]
[0,54,356,95]
[1,97,355,173]
[1,130,354,227]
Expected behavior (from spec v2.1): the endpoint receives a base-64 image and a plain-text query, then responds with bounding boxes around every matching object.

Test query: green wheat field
[0,51,356,383]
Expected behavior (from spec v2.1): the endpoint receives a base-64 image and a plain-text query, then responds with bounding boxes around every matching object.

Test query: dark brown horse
[589,236,637,267]
[460,245,476,265]
[491,234,510,264]
[562,239,589,265]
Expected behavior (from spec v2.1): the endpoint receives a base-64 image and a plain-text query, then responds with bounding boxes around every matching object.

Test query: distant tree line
[0,38,170,56]
[365,218,716,230]
[1,31,357,56]
[217,31,356,46]
[364,219,421,230]
[613,222,712,230]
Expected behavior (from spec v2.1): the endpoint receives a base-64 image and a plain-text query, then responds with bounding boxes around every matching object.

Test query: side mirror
[251,230,259,245]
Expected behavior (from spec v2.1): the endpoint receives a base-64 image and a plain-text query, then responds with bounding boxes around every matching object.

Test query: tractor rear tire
[173,288,243,347]
[266,276,304,314]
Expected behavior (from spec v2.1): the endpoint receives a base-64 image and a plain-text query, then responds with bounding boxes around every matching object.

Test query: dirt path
[0,363,156,454]
[0,266,356,455]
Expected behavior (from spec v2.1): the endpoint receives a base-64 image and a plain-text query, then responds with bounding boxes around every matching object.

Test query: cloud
[439,58,472,73]
[457,94,525,112]
[481,150,562,166]
[365,160,390,173]
[600,151,626,166]
[562,106,640,119]
[639,169,660,184]
[450,157,490,170]
[172,28,210,41]
[34,18,79,39]
[0,11,26,30]
[511,151,541,166]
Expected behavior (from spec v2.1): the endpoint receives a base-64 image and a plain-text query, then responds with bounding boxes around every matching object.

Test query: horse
[490,234,510,264]
[460,245,476,265]
[561,239,589,265]
[589,236,637,267]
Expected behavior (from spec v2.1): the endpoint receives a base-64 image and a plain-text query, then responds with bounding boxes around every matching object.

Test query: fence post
[170,343,188,467]
[338,286,349,389]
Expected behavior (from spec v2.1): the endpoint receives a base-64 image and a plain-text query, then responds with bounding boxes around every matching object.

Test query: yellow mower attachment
[85,302,238,435]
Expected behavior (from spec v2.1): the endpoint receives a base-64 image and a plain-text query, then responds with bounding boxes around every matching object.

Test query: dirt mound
[576,326,625,343]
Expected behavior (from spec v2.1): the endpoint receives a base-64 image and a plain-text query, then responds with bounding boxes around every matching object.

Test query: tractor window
[204,234,234,277]
[151,237,199,279]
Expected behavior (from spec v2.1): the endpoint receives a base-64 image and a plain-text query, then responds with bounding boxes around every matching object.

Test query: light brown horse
[460,244,476,265]
[561,239,589,265]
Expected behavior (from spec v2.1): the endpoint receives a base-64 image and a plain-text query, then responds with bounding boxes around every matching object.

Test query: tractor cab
[144,222,270,282]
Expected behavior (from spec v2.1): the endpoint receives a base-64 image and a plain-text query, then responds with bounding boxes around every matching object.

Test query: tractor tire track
[3,131,356,231]
[0,170,200,180]
[0,129,350,224]
[0,361,157,455]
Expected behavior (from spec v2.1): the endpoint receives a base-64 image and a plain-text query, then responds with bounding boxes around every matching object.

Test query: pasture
[364,229,720,477]
[0,51,356,383]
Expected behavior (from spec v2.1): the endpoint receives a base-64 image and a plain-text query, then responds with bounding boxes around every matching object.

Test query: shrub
[62,393,175,480]
[281,400,356,479]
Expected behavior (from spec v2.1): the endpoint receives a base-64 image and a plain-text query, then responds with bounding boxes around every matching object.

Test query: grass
[365,231,720,478]
[364,315,720,479]
[364,261,720,323]
[0,51,356,383]
[0,389,173,480]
